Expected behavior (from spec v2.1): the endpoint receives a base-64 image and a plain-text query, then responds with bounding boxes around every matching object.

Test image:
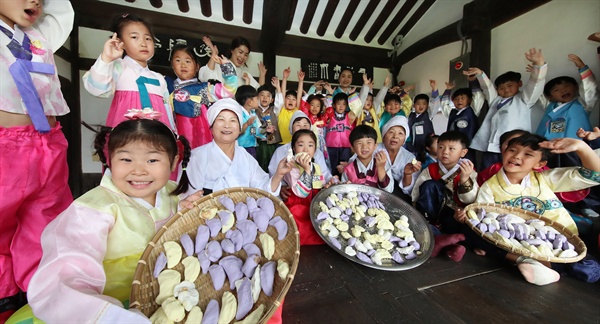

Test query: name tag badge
[415,125,424,135]
[550,118,566,133]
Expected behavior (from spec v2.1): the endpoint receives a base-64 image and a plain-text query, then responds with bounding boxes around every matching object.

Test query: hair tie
[122,13,129,18]
[182,168,186,171]
[124,108,163,120]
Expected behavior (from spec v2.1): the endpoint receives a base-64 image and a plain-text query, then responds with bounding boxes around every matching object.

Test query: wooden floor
[282,244,600,323]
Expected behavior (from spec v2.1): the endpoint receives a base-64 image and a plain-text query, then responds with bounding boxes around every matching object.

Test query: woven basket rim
[130,187,300,323]
[464,203,587,263]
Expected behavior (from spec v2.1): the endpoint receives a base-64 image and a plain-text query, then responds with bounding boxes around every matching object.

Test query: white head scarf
[207,98,244,130]
[382,115,410,139]
[289,110,312,134]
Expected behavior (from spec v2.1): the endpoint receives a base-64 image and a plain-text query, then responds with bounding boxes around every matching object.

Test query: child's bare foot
[474,248,486,256]
[432,234,465,257]
[517,258,560,285]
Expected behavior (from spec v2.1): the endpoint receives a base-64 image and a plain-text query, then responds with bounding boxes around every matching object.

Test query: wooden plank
[286,0,298,31]
[316,0,339,37]
[377,0,417,45]
[149,0,162,8]
[348,0,381,41]
[242,0,254,24]
[394,292,464,323]
[199,0,212,17]
[397,0,436,38]
[176,0,189,13]
[364,0,399,43]
[222,0,234,21]
[299,0,320,34]
[334,0,361,38]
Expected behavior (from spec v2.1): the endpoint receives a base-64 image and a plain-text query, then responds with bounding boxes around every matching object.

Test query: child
[477,129,528,186]
[235,85,266,158]
[83,14,176,130]
[277,68,302,144]
[0,0,74,320]
[342,125,394,192]
[283,130,326,245]
[468,48,547,169]
[406,93,434,154]
[301,93,331,171]
[269,111,332,184]
[168,44,237,149]
[25,119,199,322]
[378,88,413,132]
[419,134,439,169]
[536,54,598,140]
[326,92,363,177]
[255,81,283,172]
[356,74,389,143]
[462,133,600,285]
[413,130,479,235]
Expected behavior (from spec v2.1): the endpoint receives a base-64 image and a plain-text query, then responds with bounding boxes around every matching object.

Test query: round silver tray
[310,184,434,271]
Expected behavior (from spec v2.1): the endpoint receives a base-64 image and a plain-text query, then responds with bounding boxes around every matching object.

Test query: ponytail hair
[172,135,192,195]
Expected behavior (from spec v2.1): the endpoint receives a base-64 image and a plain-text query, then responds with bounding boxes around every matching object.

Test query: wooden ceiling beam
[364,0,398,43]
[199,0,212,17]
[222,0,234,21]
[396,0,435,38]
[149,0,162,9]
[260,0,294,79]
[349,0,381,41]
[316,0,339,37]
[299,0,320,34]
[377,0,417,45]
[334,0,360,39]
[393,0,552,71]
[243,0,254,24]
[286,0,298,31]
[176,0,189,13]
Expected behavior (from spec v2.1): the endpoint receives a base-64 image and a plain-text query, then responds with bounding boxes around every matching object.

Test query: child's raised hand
[429,79,437,90]
[404,160,422,176]
[362,73,372,86]
[463,67,482,77]
[323,82,333,93]
[539,137,586,154]
[258,61,267,75]
[403,84,415,93]
[282,67,291,79]
[297,70,305,81]
[276,157,293,176]
[271,76,280,89]
[458,159,475,183]
[577,127,600,141]
[212,54,229,65]
[101,33,124,63]
[525,48,544,66]
[242,72,251,85]
[384,74,391,88]
[179,190,204,209]
[445,81,455,90]
[349,86,357,93]
[568,54,585,69]
[375,151,387,169]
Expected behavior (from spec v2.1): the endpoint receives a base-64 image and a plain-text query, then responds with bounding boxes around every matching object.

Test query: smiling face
[497,80,521,98]
[413,99,428,114]
[230,45,250,67]
[0,0,42,28]
[548,81,578,103]
[452,94,471,110]
[437,140,467,169]
[293,133,316,158]
[353,137,376,163]
[211,109,241,144]
[364,94,374,110]
[309,98,322,116]
[338,70,353,88]
[110,140,176,206]
[382,126,406,152]
[120,22,154,67]
[258,90,273,108]
[502,143,546,179]
[384,99,401,115]
[171,49,199,81]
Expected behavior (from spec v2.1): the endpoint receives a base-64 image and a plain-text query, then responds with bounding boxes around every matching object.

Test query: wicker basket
[130,187,300,323]
[464,203,586,263]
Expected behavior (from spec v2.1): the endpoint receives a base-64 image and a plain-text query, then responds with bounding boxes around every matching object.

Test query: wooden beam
[334,0,360,38]
[377,0,417,45]
[349,0,381,41]
[55,46,71,62]
[397,0,435,39]
[299,0,320,34]
[316,0,339,37]
[393,0,552,71]
[149,0,162,8]
[176,0,190,13]
[286,0,298,31]
[199,0,212,17]
[243,0,254,24]
[260,0,293,80]
[222,0,234,21]
[364,0,398,43]
[65,16,83,197]
[464,0,491,73]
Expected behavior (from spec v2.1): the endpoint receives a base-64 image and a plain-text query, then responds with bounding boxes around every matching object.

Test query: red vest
[427,163,466,207]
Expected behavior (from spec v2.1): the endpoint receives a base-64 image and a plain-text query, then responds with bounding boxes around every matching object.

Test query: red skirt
[285,189,325,246]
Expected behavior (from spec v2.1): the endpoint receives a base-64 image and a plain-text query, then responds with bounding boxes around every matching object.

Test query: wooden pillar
[463,0,491,74]
[259,0,291,81]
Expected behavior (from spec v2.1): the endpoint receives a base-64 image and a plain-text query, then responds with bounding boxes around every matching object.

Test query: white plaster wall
[399,0,600,129]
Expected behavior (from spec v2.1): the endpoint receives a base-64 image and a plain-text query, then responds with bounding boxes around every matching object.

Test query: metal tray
[310,184,434,271]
